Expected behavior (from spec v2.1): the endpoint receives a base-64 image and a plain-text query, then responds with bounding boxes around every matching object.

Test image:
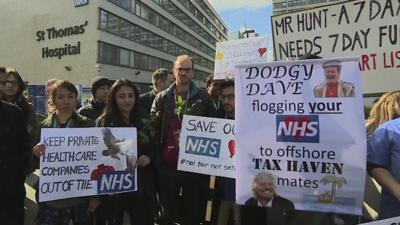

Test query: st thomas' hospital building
[0,0,228,93]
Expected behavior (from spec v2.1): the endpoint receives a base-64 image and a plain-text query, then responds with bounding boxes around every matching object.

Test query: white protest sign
[178,115,236,178]
[39,127,137,202]
[235,57,366,215]
[214,36,268,80]
[359,216,400,225]
[271,0,400,94]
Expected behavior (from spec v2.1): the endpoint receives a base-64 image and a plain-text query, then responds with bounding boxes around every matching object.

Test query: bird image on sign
[102,128,136,173]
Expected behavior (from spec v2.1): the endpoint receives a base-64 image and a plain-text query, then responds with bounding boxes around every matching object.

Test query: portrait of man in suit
[314,60,355,98]
[242,172,295,225]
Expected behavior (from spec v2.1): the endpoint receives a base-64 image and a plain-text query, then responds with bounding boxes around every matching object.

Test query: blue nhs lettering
[97,171,135,194]
[276,115,319,143]
[185,136,221,158]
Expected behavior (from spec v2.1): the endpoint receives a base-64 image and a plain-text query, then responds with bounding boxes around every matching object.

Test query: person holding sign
[32,80,100,225]
[96,79,156,225]
[0,67,31,225]
[151,55,215,225]
[366,91,400,219]
[314,60,355,98]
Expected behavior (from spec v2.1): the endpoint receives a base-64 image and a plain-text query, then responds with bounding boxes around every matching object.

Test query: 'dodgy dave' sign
[39,128,137,202]
[235,58,366,215]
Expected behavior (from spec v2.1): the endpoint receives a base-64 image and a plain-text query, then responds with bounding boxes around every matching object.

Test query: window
[129,51,135,67]
[107,13,119,33]
[148,56,158,71]
[120,48,130,66]
[100,10,108,29]
[119,20,130,38]
[99,42,119,65]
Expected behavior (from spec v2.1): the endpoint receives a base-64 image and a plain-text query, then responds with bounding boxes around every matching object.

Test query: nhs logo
[276,115,319,143]
[97,171,135,194]
[185,136,221,158]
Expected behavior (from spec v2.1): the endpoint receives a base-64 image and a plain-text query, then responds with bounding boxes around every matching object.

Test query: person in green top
[33,80,100,225]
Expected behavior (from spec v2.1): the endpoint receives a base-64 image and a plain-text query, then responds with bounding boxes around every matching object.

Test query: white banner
[214,36,268,80]
[178,115,235,178]
[271,0,400,94]
[39,127,137,202]
[235,57,366,215]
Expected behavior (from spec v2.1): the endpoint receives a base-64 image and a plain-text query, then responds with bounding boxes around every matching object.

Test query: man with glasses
[0,66,31,225]
[151,55,215,225]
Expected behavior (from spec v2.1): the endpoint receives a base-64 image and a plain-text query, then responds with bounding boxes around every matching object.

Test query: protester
[0,66,31,225]
[45,78,58,115]
[78,77,111,120]
[366,91,400,219]
[97,79,156,225]
[2,69,38,172]
[151,55,215,225]
[216,80,239,225]
[206,75,223,115]
[140,68,172,116]
[32,80,100,225]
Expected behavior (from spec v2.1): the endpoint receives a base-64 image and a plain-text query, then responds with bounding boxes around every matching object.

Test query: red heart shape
[90,164,115,180]
[228,140,235,158]
[283,116,311,140]
[258,48,267,57]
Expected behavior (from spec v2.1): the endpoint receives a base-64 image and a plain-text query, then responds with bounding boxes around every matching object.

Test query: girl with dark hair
[96,79,156,225]
[3,69,38,153]
[32,80,100,225]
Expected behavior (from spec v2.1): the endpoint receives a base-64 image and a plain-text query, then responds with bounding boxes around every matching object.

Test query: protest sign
[235,57,366,215]
[359,216,400,225]
[271,0,400,94]
[214,36,268,80]
[39,127,137,202]
[178,115,235,178]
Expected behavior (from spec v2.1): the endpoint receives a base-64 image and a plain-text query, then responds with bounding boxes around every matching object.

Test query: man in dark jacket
[151,55,215,225]
[140,68,172,117]
[0,67,31,225]
[78,77,111,120]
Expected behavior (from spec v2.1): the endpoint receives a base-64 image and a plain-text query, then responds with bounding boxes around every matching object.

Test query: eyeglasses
[0,81,6,85]
[221,94,234,101]
[176,67,192,73]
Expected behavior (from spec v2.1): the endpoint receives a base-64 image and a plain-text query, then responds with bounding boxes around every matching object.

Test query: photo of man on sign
[243,172,295,225]
[314,60,355,98]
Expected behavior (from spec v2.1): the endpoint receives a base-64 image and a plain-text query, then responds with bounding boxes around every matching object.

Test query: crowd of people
[0,54,399,225]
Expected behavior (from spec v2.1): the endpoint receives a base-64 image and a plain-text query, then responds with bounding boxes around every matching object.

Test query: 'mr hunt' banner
[39,128,137,202]
[235,58,366,215]
[178,115,235,178]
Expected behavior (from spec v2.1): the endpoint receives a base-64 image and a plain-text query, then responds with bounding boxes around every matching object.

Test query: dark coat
[0,100,30,176]
[243,195,296,225]
[139,90,157,119]
[78,99,106,121]
[150,82,216,168]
